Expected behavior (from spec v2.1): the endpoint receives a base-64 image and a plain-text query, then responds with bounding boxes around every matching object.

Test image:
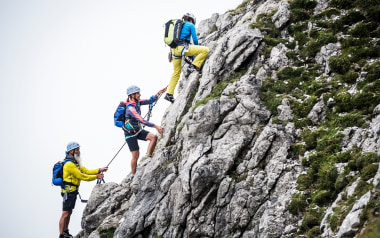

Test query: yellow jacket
[61,160,99,193]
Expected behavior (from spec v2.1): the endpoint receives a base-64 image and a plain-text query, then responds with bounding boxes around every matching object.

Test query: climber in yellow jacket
[59,141,108,238]
[165,13,209,103]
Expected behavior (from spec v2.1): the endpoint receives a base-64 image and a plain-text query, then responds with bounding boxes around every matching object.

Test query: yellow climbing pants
[167,44,209,95]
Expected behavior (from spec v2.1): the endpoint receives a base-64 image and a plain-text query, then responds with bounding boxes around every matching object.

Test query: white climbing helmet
[67,141,80,152]
[126,85,140,96]
[184,13,196,25]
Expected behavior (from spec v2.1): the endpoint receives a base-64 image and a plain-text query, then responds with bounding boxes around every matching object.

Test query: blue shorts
[125,129,149,152]
[61,191,78,211]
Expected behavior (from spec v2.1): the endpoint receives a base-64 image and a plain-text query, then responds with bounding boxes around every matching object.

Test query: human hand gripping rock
[154,125,164,135]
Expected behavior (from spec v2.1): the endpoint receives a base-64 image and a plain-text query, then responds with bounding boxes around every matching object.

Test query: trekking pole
[96,87,166,184]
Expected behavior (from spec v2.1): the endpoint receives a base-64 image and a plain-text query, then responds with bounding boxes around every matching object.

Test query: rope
[96,89,166,184]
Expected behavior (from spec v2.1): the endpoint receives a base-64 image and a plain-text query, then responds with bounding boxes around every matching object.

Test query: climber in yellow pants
[165,13,209,103]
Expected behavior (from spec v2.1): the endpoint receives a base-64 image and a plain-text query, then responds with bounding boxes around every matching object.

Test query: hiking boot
[164,93,175,103]
[187,64,199,73]
[59,233,71,238]
[63,230,73,238]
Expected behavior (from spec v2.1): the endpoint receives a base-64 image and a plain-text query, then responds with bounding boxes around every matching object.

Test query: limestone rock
[77,1,380,238]
[272,0,290,29]
[307,100,327,125]
[268,43,288,70]
[336,192,371,238]
[277,97,293,122]
[315,43,341,75]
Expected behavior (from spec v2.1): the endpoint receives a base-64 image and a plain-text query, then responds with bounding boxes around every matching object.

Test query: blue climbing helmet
[184,13,196,25]
[126,85,140,96]
[67,141,80,152]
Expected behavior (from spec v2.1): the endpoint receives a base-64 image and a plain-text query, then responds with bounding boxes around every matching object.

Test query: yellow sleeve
[80,166,100,176]
[65,162,98,182]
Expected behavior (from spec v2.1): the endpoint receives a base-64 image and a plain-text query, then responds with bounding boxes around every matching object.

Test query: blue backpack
[114,98,154,132]
[114,102,141,133]
[114,101,126,128]
[52,159,72,186]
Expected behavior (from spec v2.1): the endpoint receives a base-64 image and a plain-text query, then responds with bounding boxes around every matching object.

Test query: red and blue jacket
[124,95,158,128]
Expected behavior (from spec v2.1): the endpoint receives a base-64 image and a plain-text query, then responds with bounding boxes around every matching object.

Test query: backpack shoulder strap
[63,159,72,164]
[126,103,140,111]
[63,159,79,167]
[61,159,79,189]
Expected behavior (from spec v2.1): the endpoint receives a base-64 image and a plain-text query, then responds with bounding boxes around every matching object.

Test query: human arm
[65,162,98,182]
[80,166,108,180]
[189,24,199,45]
[127,106,155,127]
[96,167,108,180]
[80,166,100,175]
[180,22,198,45]
[139,87,167,105]
[142,87,168,104]
[99,167,108,173]
[156,87,167,97]
[154,124,164,135]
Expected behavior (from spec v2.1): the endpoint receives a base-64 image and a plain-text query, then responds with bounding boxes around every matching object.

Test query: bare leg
[145,133,158,155]
[131,150,139,175]
[59,210,72,234]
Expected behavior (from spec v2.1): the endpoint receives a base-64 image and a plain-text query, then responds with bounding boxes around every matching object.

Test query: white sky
[0,0,243,237]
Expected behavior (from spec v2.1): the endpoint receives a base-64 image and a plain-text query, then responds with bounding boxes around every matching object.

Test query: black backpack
[164,19,184,48]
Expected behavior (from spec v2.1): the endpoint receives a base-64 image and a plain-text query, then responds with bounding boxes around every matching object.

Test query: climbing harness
[123,120,142,134]
[62,179,88,203]
[63,190,88,203]
[96,89,165,184]
[169,42,194,69]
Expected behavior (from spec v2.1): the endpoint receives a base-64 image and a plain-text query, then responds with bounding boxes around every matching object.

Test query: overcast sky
[0,0,243,237]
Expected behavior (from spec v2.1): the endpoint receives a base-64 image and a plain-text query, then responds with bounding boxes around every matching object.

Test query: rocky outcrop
[307,99,327,125]
[336,191,371,237]
[78,0,380,237]
[272,1,290,29]
[315,42,341,75]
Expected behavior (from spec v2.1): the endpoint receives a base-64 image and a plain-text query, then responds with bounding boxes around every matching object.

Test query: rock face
[78,0,380,237]
[315,42,341,75]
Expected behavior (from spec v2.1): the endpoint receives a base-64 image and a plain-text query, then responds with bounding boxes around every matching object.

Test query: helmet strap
[132,93,138,102]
